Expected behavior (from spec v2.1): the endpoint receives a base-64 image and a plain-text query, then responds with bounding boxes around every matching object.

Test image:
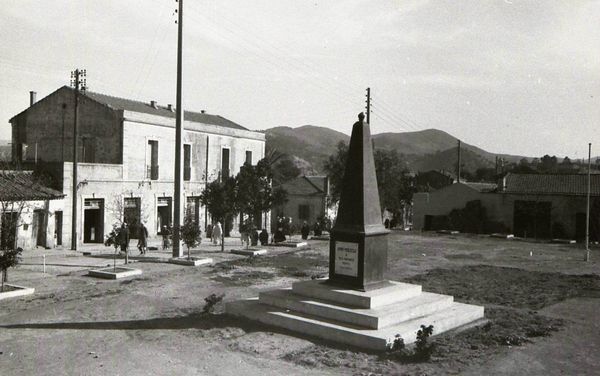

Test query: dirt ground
[1,232,599,375]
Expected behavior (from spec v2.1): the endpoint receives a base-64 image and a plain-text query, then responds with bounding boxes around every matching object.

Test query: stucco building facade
[413,173,600,240]
[9,86,265,248]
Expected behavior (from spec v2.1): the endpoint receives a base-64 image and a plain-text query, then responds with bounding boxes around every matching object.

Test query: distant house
[415,170,455,191]
[413,173,600,240]
[272,176,330,231]
[9,86,266,248]
[0,171,64,250]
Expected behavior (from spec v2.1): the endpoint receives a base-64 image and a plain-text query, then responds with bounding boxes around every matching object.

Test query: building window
[245,150,252,165]
[147,140,159,180]
[184,144,191,181]
[299,204,310,221]
[221,148,230,180]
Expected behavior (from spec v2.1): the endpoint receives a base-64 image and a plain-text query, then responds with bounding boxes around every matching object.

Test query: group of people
[115,218,321,252]
[205,222,223,245]
[117,221,149,255]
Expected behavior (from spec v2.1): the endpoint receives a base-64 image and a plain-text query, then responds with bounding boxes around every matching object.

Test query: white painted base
[231,248,267,256]
[0,284,35,300]
[552,239,576,244]
[226,279,485,351]
[269,241,308,248]
[88,267,142,279]
[168,257,213,266]
[491,233,515,239]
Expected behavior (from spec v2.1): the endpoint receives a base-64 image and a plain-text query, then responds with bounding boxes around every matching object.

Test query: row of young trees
[471,154,597,183]
[200,158,287,252]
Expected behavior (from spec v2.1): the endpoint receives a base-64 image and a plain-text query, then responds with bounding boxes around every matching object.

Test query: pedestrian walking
[137,222,148,255]
[119,222,130,255]
[212,221,222,245]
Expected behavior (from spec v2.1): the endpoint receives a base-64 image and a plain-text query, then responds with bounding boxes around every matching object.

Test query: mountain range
[265,125,527,175]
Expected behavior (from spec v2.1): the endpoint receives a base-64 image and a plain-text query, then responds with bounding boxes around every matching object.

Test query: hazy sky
[1,0,599,158]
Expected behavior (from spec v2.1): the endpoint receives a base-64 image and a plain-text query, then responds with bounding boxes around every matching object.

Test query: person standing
[212,221,222,245]
[301,221,310,240]
[138,222,148,255]
[119,222,130,259]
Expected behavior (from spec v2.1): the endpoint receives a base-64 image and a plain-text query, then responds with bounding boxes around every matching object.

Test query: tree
[236,158,287,231]
[374,149,411,214]
[0,247,22,291]
[324,144,415,225]
[179,210,202,260]
[263,146,300,185]
[200,176,238,252]
[323,141,349,203]
[539,155,558,173]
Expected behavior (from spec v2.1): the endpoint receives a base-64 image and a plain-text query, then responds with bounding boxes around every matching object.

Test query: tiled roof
[0,171,64,201]
[305,176,328,194]
[279,176,327,196]
[463,182,497,193]
[83,88,248,131]
[503,173,600,196]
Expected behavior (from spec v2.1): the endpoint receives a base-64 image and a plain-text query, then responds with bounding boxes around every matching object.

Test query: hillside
[265,125,349,172]
[265,126,528,175]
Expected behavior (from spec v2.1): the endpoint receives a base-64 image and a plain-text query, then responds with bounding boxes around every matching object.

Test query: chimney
[498,175,507,192]
[167,104,174,112]
[29,91,37,106]
[150,100,158,109]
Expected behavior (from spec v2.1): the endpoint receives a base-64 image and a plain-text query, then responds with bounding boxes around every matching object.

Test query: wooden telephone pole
[70,68,86,250]
[172,0,184,258]
[365,87,371,124]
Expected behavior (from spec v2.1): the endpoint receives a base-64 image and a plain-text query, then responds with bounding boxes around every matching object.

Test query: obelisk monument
[329,112,390,291]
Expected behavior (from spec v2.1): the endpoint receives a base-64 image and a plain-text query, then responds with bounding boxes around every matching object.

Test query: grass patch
[405,265,600,309]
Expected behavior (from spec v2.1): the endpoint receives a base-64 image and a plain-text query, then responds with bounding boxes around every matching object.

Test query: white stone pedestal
[226,279,484,351]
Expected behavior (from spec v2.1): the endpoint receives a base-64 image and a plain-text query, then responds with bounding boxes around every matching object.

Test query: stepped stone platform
[231,248,268,256]
[269,241,308,248]
[226,279,484,351]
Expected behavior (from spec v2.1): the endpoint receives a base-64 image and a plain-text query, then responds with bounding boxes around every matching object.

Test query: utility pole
[585,143,592,262]
[456,139,461,183]
[172,0,184,258]
[365,87,371,124]
[70,68,86,251]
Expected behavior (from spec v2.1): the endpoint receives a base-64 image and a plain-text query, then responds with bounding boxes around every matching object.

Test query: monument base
[226,279,484,351]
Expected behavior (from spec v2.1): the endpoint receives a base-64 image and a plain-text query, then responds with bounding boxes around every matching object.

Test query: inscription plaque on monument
[334,241,358,277]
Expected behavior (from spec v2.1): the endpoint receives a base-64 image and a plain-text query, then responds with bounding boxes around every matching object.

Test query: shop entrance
[84,199,104,243]
[157,197,172,234]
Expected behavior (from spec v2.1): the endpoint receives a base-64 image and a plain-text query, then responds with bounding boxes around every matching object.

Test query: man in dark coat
[137,222,148,255]
[301,221,310,240]
[119,222,130,254]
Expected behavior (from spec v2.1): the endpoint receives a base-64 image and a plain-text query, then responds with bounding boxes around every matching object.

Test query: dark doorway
[124,197,141,239]
[576,212,586,242]
[424,215,433,231]
[0,212,18,250]
[55,211,63,246]
[157,197,172,234]
[186,196,201,225]
[513,200,552,239]
[34,210,46,247]
[83,199,104,243]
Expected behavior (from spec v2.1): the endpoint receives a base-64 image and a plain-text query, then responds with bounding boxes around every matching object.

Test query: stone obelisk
[329,112,390,291]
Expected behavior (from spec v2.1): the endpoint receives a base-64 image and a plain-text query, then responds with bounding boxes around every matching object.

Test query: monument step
[291,279,422,309]
[226,299,484,351]
[259,288,454,329]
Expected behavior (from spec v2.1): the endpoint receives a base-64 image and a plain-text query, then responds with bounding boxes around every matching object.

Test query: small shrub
[203,293,225,314]
[414,324,435,361]
[387,324,435,362]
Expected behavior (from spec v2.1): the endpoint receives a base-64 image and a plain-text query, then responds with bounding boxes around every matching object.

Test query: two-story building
[9,86,266,248]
